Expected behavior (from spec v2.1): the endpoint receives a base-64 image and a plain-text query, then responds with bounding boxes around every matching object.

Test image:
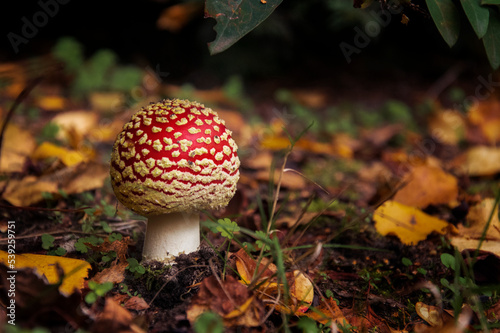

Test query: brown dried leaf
[187,275,264,327]
[233,248,276,284]
[157,2,202,32]
[299,297,348,326]
[92,298,145,333]
[2,176,58,207]
[467,98,500,144]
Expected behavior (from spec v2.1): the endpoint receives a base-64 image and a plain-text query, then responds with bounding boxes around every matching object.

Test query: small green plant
[85,281,114,304]
[127,258,146,278]
[119,283,142,298]
[75,235,103,254]
[52,37,144,97]
[193,311,224,333]
[296,317,320,333]
[215,218,240,239]
[41,233,67,256]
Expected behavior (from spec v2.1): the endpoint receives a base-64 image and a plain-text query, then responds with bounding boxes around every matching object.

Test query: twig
[0,203,91,213]
[0,76,44,165]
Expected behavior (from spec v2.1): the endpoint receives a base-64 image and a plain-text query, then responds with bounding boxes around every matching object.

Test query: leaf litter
[0,51,500,332]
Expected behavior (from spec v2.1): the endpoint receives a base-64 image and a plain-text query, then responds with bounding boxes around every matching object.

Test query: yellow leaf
[36,95,66,111]
[0,124,36,172]
[373,200,450,245]
[0,251,91,296]
[32,141,87,166]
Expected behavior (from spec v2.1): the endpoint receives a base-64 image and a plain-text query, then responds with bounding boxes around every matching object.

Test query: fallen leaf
[2,175,58,207]
[260,134,345,156]
[51,110,99,143]
[467,98,500,145]
[157,2,202,32]
[0,251,91,296]
[89,92,125,112]
[233,249,314,314]
[32,141,89,167]
[233,248,276,284]
[462,198,500,240]
[451,198,500,255]
[393,165,459,209]
[35,95,66,111]
[0,124,36,172]
[62,162,109,194]
[361,124,403,148]
[416,302,442,327]
[123,295,150,311]
[373,200,450,245]
[428,109,465,145]
[256,168,307,190]
[89,237,133,284]
[299,297,348,326]
[2,162,108,206]
[187,275,264,327]
[452,146,500,176]
[289,270,314,312]
[92,298,145,333]
[450,238,500,257]
[0,264,88,328]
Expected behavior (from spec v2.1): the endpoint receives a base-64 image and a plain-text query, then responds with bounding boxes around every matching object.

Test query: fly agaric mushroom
[110,99,240,262]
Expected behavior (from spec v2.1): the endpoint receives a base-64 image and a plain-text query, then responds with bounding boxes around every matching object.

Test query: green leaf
[193,311,224,333]
[402,257,412,267]
[296,317,320,333]
[461,0,489,38]
[441,253,456,270]
[482,0,500,4]
[41,234,55,250]
[425,0,461,47]
[205,0,283,55]
[109,66,144,92]
[483,10,500,69]
[52,37,84,73]
[216,218,240,239]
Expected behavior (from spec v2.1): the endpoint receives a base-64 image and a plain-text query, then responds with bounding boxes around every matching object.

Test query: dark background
[0,0,492,101]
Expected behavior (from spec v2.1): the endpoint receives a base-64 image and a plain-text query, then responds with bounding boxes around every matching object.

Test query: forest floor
[0,45,500,333]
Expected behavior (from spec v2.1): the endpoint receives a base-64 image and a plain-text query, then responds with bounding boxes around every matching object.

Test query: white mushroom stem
[142,212,200,263]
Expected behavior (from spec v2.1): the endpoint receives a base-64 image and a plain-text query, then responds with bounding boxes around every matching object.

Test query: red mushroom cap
[110,99,240,216]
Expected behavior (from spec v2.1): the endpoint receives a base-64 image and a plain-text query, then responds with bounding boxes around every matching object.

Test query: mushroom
[110,99,240,262]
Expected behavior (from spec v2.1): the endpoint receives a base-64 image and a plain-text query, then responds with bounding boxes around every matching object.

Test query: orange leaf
[393,165,458,209]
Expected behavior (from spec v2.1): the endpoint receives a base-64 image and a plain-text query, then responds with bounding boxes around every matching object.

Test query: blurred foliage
[52,37,144,96]
[205,0,500,69]
[426,0,500,69]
